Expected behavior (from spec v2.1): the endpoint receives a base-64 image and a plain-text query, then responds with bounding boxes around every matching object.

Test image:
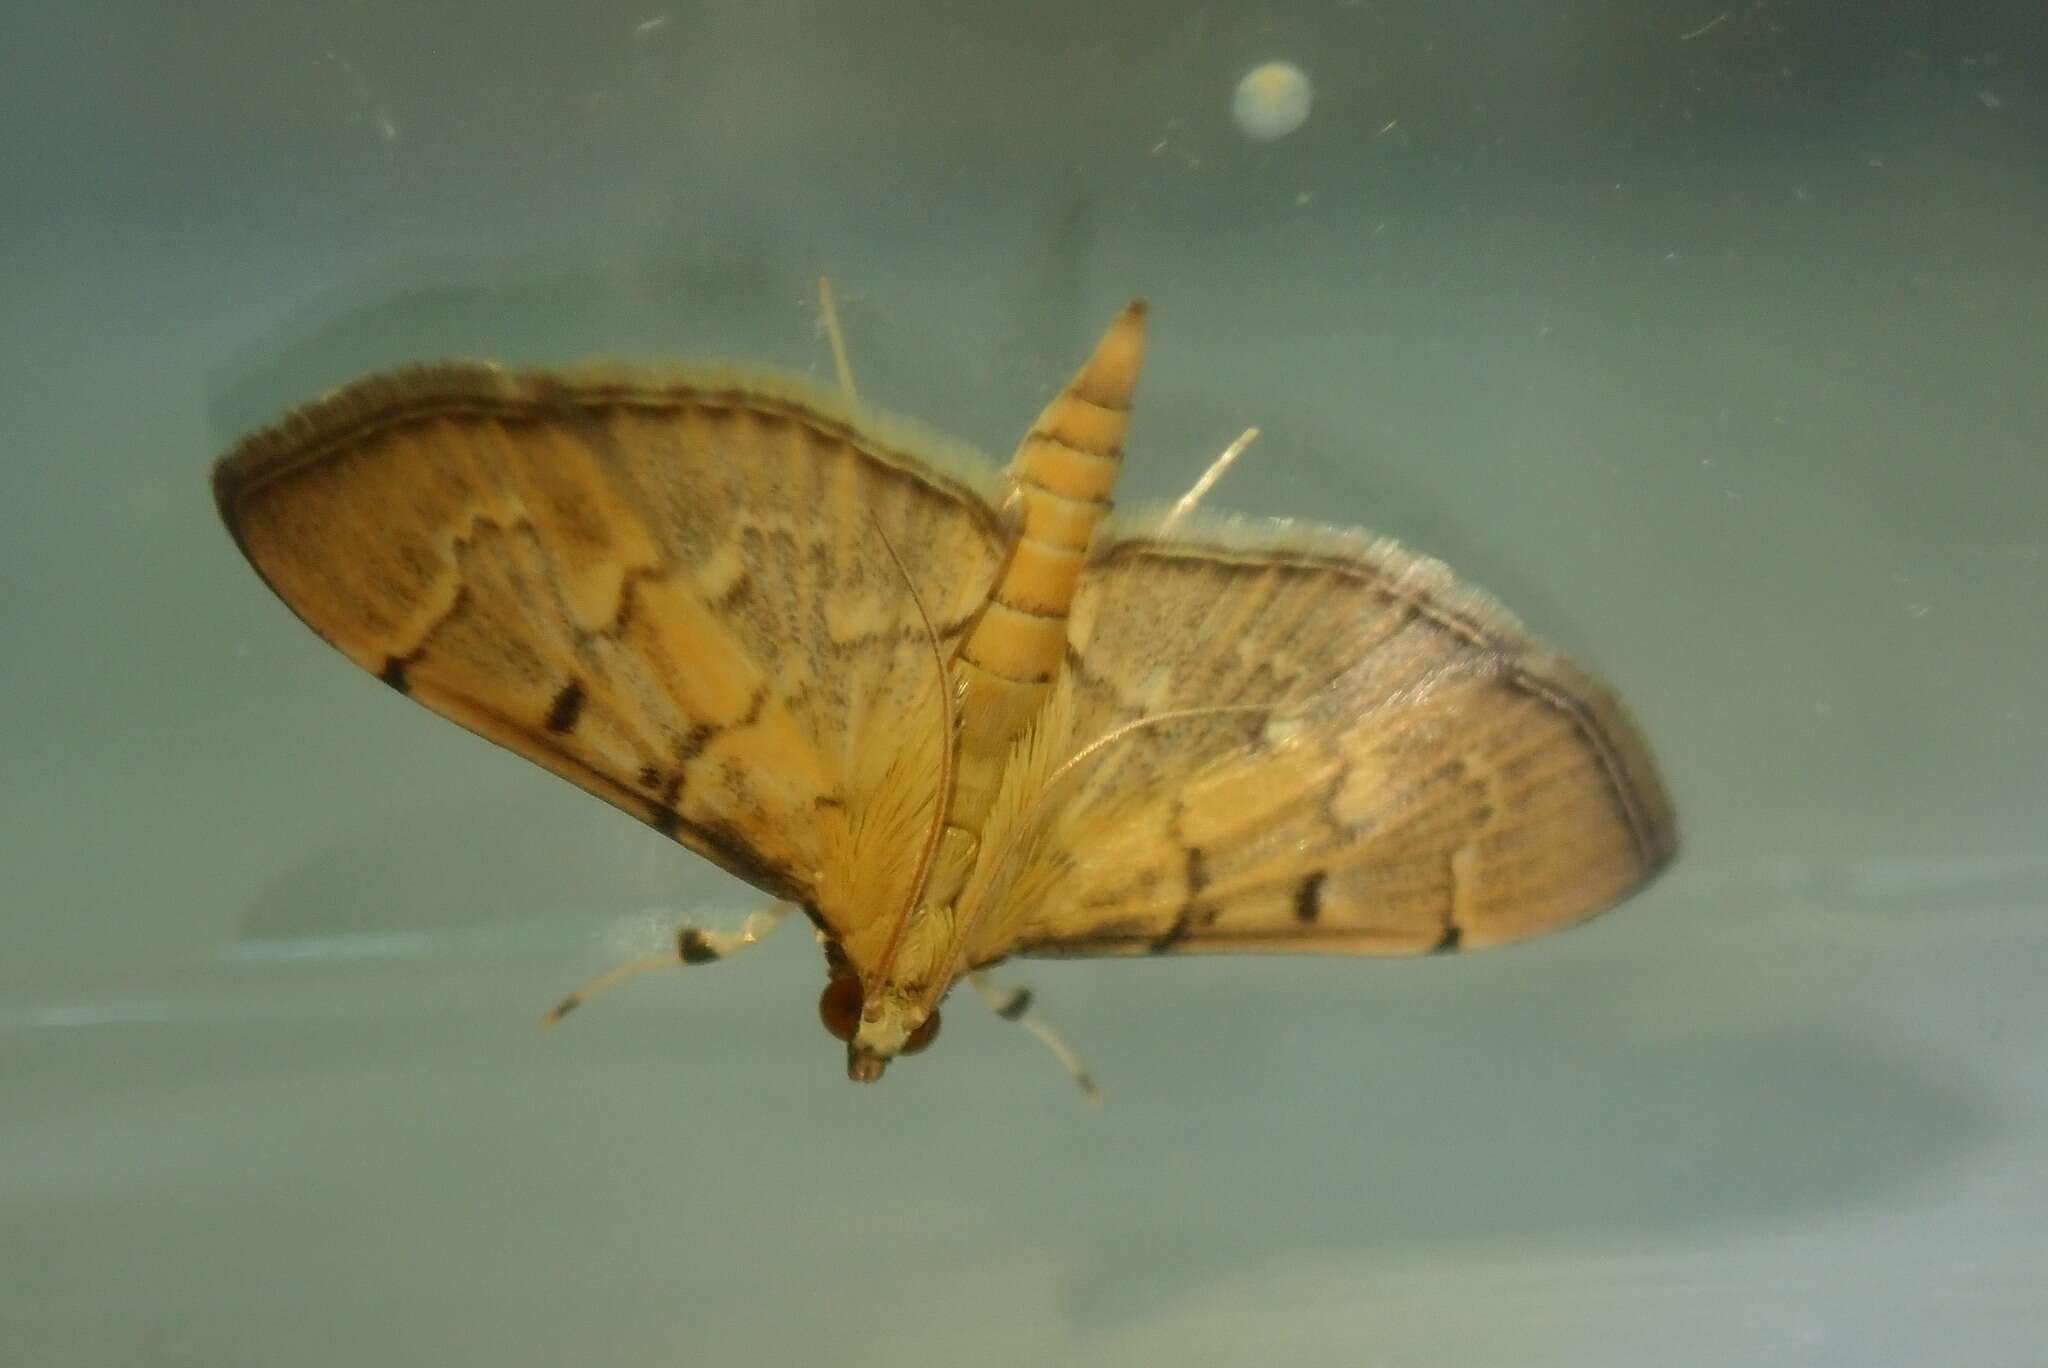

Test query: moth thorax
[817,974,940,1083]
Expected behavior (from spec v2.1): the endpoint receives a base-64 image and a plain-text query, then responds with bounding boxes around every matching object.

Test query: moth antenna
[968,971,1102,1105]
[817,275,858,400]
[539,905,791,1027]
[868,519,956,983]
[945,704,1272,980]
[1159,426,1259,533]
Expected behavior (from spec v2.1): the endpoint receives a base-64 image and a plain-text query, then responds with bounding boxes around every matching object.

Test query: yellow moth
[213,298,1676,1092]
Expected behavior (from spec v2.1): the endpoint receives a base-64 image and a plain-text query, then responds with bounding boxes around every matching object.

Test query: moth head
[816,972,940,1083]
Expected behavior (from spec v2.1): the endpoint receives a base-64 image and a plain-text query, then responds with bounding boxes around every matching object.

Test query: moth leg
[1159,425,1260,532]
[815,275,858,399]
[541,903,792,1027]
[967,971,1102,1105]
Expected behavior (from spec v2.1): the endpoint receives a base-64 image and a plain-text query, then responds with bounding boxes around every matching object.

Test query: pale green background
[4,3,2044,1364]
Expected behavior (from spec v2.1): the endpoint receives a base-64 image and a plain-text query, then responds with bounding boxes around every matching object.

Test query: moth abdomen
[946,301,1151,844]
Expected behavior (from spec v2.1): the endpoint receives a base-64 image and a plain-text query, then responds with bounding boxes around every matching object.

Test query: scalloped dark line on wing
[1087,537,1676,878]
[1015,927,1450,957]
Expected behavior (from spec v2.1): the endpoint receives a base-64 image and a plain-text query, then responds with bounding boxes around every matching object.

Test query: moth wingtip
[208,438,268,538]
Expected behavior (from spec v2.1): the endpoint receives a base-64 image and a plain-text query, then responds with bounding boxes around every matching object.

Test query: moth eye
[900,1008,942,1056]
[817,976,863,1043]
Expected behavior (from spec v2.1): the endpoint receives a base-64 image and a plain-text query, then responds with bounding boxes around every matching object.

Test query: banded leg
[542,904,792,1026]
[816,275,858,399]
[968,971,1102,1105]
[1159,426,1260,532]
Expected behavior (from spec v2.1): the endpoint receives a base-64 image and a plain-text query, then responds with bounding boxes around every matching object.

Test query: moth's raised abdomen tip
[1070,302,1149,412]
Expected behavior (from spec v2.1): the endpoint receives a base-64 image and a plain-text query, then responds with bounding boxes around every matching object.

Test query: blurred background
[3,2,2043,1364]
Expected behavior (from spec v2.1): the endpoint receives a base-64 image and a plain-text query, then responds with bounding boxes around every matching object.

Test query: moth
[213,299,1676,1090]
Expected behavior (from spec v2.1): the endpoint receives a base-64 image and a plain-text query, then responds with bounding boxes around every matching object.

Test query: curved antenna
[866,517,957,987]
[942,703,1272,984]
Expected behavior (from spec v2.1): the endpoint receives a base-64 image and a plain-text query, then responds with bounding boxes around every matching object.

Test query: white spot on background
[1232,62,1313,142]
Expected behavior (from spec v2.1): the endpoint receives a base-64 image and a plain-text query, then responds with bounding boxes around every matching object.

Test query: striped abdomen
[936,301,1149,893]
